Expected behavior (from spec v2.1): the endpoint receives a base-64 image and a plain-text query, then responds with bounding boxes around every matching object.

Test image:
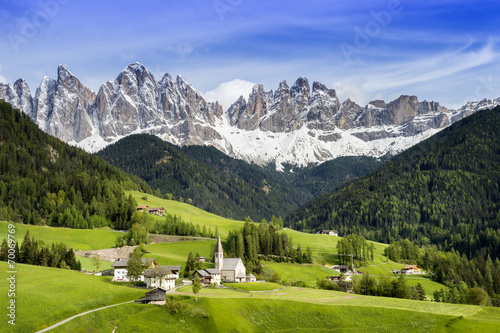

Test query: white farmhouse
[111,258,157,282]
[144,265,181,289]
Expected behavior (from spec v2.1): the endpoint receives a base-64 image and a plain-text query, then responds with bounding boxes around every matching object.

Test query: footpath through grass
[48,285,499,332]
[0,262,145,332]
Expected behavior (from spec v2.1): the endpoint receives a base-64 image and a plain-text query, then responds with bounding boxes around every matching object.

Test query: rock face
[1,63,499,169]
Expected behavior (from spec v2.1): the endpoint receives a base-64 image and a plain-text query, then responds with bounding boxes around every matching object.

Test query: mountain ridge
[1,62,499,169]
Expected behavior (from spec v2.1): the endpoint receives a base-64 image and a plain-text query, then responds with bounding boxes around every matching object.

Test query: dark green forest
[287,107,500,260]
[0,100,150,229]
[96,134,382,221]
[96,134,308,220]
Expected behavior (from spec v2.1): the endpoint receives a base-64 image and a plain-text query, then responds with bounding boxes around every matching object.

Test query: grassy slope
[143,240,216,266]
[127,191,245,238]
[265,262,336,285]
[49,286,500,332]
[0,262,145,332]
[0,221,121,251]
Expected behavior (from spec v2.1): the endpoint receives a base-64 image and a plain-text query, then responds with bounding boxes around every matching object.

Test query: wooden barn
[145,287,167,304]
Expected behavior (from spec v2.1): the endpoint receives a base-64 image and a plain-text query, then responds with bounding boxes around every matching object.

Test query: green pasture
[127,191,247,238]
[264,262,337,285]
[49,294,499,333]
[0,261,145,332]
[0,221,121,250]
[76,255,114,272]
[143,240,216,266]
[224,282,283,292]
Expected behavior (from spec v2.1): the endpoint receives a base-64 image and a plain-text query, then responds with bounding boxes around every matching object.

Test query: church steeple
[215,236,224,271]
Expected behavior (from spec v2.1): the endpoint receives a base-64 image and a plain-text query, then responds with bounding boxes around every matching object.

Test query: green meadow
[127,190,246,237]
[0,221,121,250]
[143,239,216,266]
[264,262,337,285]
[0,261,145,332]
[47,284,500,332]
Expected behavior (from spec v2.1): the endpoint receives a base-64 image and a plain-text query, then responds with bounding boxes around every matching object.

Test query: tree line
[385,239,500,306]
[225,219,313,274]
[0,230,81,271]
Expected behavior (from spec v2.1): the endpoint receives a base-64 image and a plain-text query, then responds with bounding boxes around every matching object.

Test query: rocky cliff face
[1,63,499,169]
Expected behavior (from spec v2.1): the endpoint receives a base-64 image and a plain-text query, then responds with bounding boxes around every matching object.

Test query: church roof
[222,258,242,271]
[236,271,246,278]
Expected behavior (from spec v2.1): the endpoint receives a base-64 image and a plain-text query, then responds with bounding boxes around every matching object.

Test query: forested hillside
[97,135,383,221]
[0,100,150,229]
[96,134,308,220]
[288,107,500,260]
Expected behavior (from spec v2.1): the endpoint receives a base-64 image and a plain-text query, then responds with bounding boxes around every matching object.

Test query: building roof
[332,265,349,269]
[148,207,164,212]
[236,271,246,278]
[137,205,150,209]
[145,287,167,295]
[111,258,155,268]
[221,258,243,271]
[403,265,420,270]
[144,265,181,278]
[247,273,256,278]
[195,269,210,277]
[205,268,221,274]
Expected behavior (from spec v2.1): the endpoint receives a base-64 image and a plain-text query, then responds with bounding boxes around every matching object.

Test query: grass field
[224,282,283,292]
[49,285,500,332]
[2,260,497,332]
[127,191,246,238]
[0,221,122,250]
[76,255,114,272]
[143,240,216,266]
[264,262,337,285]
[0,261,146,332]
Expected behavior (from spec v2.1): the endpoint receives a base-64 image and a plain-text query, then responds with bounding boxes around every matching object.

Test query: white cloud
[203,79,256,110]
[333,79,370,106]
[365,41,498,91]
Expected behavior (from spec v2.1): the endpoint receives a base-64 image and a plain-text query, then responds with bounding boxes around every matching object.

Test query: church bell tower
[215,236,224,271]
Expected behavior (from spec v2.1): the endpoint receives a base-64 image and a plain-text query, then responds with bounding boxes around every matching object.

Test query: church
[214,236,247,283]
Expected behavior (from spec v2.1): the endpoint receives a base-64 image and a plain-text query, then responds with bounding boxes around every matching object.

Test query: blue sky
[0,0,499,108]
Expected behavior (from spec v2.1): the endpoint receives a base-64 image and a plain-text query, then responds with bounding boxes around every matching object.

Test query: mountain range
[1,62,499,169]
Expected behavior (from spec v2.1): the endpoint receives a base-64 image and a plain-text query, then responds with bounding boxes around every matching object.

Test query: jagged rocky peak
[367,100,386,109]
[0,78,33,117]
[312,81,338,99]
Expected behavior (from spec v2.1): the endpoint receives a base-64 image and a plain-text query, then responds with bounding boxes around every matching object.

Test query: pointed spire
[216,236,223,254]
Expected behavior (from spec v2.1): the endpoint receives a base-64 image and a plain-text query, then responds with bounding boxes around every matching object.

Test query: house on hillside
[111,258,157,282]
[145,287,167,304]
[315,230,338,236]
[401,265,422,275]
[144,265,181,289]
[215,236,253,283]
[332,265,350,274]
[148,207,165,216]
[193,268,222,286]
[137,205,150,212]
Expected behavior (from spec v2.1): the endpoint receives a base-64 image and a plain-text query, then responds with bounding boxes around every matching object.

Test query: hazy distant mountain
[1,63,499,169]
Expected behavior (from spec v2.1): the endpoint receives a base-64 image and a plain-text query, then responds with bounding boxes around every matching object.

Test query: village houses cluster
[111,236,255,294]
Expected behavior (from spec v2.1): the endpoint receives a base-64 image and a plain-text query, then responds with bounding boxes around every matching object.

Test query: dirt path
[35,300,135,332]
